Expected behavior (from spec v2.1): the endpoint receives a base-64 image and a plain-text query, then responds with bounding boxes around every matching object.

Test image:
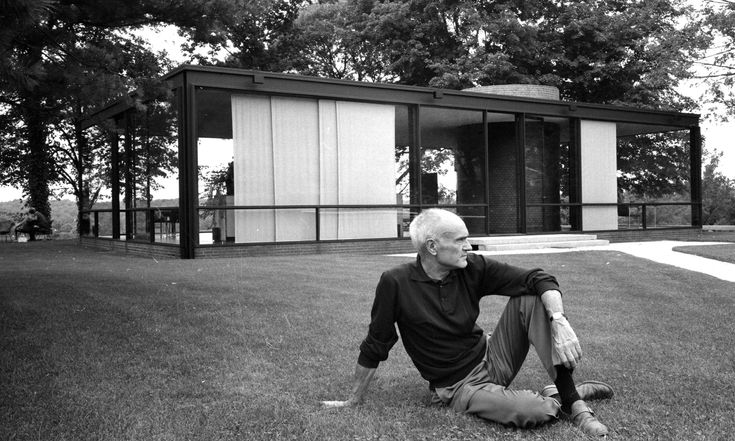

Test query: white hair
[409,208,464,251]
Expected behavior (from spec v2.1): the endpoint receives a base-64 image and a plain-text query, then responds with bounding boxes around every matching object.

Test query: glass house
[81,65,702,259]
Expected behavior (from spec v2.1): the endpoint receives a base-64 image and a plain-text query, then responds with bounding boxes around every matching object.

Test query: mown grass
[672,243,735,264]
[1,241,734,440]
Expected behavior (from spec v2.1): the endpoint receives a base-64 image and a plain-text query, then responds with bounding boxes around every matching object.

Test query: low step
[469,234,600,246]
[476,239,610,252]
[468,234,609,252]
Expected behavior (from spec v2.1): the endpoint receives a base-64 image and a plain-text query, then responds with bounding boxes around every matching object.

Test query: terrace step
[469,234,609,252]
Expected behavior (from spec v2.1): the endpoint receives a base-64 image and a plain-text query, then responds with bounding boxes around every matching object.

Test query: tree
[0,0,58,217]
[701,149,735,224]
[616,131,692,199]
[0,0,235,230]
[289,0,471,84]
[172,0,311,73]
[699,0,735,119]
[289,0,712,201]
[288,0,710,107]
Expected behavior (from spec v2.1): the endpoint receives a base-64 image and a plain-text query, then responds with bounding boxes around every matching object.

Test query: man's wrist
[549,311,567,322]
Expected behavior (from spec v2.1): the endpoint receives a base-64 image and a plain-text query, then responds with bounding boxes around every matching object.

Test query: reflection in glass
[617,130,691,229]
[524,116,569,233]
[420,107,486,234]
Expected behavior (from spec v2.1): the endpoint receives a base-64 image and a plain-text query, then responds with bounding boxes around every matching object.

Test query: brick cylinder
[464,84,560,101]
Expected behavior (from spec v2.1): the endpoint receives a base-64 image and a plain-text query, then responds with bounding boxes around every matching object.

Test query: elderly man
[323,208,613,437]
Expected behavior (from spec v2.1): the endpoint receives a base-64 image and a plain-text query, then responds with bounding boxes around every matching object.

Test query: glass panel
[119,96,179,242]
[394,105,415,238]
[196,88,235,244]
[83,91,178,242]
[645,204,692,228]
[524,116,571,232]
[617,128,691,229]
[153,207,180,243]
[134,209,150,241]
[196,89,412,244]
[486,113,519,234]
[420,107,486,234]
[82,210,113,238]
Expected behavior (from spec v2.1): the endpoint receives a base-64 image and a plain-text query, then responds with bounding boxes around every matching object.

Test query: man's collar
[410,255,457,283]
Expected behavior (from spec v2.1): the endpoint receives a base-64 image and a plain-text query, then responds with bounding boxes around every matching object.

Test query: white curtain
[232,95,275,242]
[271,97,320,241]
[580,120,618,230]
[334,101,396,239]
[231,95,396,242]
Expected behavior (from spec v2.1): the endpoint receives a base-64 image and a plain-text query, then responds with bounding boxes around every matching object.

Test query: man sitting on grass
[323,208,614,437]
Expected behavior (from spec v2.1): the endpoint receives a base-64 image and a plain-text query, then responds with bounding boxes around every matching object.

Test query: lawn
[673,243,735,264]
[1,241,734,440]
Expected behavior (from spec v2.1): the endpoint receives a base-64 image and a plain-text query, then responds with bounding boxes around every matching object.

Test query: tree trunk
[74,117,90,235]
[25,97,52,221]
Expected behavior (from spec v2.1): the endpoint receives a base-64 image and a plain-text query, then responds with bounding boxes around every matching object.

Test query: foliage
[287,0,709,110]
[123,99,179,206]
[699,0,735,119]
[617,131,691,199]
[175,0,310,72]
[285,0,714,200]
[290,0,472,84]
[0,198,79,238]
[395,146,456,203]
[0,0,232,230]
[701,149,735,224]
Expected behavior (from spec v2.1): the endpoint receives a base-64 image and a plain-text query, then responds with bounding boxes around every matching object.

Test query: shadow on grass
[1,241,734,440]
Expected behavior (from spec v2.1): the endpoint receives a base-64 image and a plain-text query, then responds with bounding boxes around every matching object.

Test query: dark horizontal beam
[160,65,699,129]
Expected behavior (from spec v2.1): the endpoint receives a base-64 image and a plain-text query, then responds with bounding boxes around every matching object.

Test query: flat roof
[83,64,699,133]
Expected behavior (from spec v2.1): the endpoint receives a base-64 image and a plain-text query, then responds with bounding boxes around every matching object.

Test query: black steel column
[177,76,198,258]
[409,105,422,211]
[690,126,703,227]
[569,119,583,231]
[515,113,527,233]
[124,112,134,240]
[110,131,121,239]
[483,111,490,235]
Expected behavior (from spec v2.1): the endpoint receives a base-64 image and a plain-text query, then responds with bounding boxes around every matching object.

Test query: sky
[2,24,734,202]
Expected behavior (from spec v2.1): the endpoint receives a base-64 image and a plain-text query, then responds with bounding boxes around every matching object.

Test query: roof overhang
[82,64,700,134]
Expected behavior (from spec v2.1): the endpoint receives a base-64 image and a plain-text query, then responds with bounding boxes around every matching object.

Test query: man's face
[431,219,472,270]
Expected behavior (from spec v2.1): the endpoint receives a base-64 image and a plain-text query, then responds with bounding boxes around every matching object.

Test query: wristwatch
[549,312,567,322]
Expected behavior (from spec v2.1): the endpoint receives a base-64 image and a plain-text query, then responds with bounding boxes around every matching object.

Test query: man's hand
[550,316,582,369]
[321,364,376,409]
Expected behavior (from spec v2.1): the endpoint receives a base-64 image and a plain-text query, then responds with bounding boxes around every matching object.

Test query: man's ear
[425,239,437,255]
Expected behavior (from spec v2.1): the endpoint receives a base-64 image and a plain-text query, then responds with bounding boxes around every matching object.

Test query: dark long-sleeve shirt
[358,253,560,388]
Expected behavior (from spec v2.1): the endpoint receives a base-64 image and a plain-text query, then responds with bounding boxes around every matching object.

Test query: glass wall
[123,98,179,242]
[420,107,486,234]
[524,116,572,233]
[83,95,179,243]
[393,105,416,237]
[81,122,117,239]
[617,128,692,229]
[194,88,417,244]
[195,88,235,244]
[486,113,520,234]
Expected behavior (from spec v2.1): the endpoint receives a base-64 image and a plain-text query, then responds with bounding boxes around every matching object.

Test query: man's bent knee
[465,385,560,428]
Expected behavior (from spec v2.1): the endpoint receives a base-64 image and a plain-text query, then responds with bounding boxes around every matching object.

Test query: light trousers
[432,295,561,428]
